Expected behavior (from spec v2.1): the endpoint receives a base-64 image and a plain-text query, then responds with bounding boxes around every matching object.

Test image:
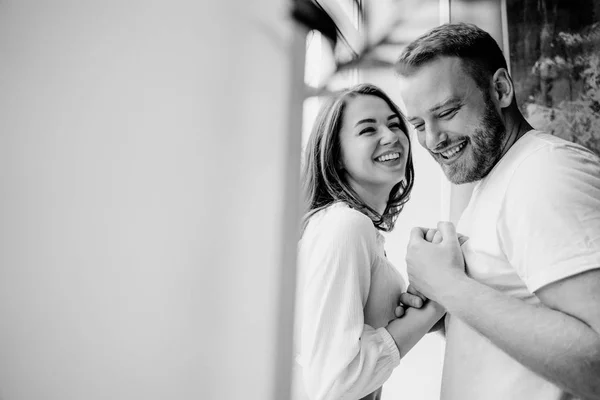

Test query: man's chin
[442,166,473,185]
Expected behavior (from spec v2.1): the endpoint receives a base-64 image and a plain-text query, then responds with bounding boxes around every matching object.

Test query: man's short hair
[395,23,508,90]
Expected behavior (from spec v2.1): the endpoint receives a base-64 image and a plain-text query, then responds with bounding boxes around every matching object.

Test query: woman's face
[338,95,410,196]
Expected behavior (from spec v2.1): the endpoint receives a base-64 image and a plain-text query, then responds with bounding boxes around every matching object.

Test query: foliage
[526,30,600,154]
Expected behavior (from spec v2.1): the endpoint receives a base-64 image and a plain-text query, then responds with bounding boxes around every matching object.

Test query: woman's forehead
[343,95,395,121]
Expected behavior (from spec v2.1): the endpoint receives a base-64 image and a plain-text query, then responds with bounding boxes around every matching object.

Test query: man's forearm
[441,276,600,400]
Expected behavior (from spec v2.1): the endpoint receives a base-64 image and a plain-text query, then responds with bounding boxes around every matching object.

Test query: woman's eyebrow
[355,115,398,127]
[354,118,376,127]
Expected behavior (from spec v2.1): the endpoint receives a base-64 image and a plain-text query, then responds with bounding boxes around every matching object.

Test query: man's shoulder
[501,131,600,201]
[515,130,597,162]
[502,130,599,177]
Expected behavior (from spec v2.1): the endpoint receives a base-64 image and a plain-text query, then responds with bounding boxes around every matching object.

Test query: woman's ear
[492,68,514,108]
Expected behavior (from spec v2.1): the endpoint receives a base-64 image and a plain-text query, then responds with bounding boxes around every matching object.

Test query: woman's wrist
[425,299,446,318]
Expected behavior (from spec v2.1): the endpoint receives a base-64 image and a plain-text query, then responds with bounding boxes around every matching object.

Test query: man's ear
[492,68,514,108]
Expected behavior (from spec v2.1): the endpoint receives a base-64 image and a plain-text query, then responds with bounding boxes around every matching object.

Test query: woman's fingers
[432,230,443,244]
[407,284,427,301]
[425,228,437,242]
[399,291,424,309]
[395,305,405,318]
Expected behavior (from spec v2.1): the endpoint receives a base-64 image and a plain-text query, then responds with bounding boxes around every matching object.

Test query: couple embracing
[293,23,600,400]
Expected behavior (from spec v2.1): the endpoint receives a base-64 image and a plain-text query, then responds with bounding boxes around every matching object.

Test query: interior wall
[0,2,299,399]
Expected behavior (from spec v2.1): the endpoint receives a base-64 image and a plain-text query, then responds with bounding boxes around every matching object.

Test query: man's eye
[439,108,458,119]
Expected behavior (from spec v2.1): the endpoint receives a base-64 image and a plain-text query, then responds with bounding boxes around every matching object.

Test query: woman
[293,84,444,400]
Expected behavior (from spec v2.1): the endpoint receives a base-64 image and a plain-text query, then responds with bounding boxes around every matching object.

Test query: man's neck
[499,112,533,159]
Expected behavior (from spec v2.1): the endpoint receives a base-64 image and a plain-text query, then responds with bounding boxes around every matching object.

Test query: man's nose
[424,122,447,151]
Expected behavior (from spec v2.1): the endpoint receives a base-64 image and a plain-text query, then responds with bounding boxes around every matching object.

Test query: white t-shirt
[442,130,600,400]
[292,202,406,400]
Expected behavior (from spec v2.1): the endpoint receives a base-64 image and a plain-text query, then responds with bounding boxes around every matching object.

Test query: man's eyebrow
[407,98,462,122]
[429,97,462,113]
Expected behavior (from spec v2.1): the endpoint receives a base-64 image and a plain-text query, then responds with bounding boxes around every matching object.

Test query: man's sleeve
[498,144,600,292]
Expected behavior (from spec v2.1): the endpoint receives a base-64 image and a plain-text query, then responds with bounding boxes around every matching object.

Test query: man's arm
[443,269,600,399]
[406,223,600,400]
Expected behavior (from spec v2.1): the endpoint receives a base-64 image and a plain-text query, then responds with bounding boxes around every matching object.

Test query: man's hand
[405,221,468,303]
[425,228,443,244]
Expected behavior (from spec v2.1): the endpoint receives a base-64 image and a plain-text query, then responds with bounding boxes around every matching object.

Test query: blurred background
[0,1,598,400]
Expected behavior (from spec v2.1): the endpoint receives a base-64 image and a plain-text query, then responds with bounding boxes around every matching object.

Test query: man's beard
[442,96,507,184]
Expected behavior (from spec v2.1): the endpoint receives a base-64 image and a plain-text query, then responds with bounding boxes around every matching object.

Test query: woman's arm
[400,285,446,334]
[386,299,445,357]
[298,208,398,400]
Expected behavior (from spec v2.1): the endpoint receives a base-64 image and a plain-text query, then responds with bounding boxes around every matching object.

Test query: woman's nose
[379,126,399,145]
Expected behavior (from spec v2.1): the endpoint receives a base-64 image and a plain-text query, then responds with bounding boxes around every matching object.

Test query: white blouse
[293,202,406,400]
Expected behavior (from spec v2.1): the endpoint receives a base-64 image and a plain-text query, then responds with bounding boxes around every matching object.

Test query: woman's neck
[347,179,390,215]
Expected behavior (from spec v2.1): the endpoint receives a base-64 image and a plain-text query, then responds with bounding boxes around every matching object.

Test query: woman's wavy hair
[301,83,414,233]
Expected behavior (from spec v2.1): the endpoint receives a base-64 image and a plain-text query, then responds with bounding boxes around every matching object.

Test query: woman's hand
[395,285,427,318]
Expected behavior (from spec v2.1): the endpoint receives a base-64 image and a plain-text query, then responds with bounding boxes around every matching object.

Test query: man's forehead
[398,59,471,114]
[399,57,467,87]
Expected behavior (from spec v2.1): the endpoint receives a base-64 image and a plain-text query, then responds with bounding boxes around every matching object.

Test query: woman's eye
[359,127,376,135]
[388,122,402,130]
[413,123,425,132]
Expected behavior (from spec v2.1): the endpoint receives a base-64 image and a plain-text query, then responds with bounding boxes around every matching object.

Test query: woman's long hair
[301,83,414,234]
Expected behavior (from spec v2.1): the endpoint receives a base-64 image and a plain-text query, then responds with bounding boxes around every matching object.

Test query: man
[396,23,600,399]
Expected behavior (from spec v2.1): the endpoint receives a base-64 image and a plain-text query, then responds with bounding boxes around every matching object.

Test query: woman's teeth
[441,142,466,158]
[376,152,400,162]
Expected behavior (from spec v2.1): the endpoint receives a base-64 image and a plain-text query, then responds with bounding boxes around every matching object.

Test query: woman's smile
[374,151,404,166]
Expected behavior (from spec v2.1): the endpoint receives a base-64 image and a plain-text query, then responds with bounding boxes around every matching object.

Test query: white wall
[0,2,300,400]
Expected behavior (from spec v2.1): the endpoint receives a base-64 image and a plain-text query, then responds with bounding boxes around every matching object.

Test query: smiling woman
[293,84,445,400]
[339,95,411,216]
[301,84,414,232]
